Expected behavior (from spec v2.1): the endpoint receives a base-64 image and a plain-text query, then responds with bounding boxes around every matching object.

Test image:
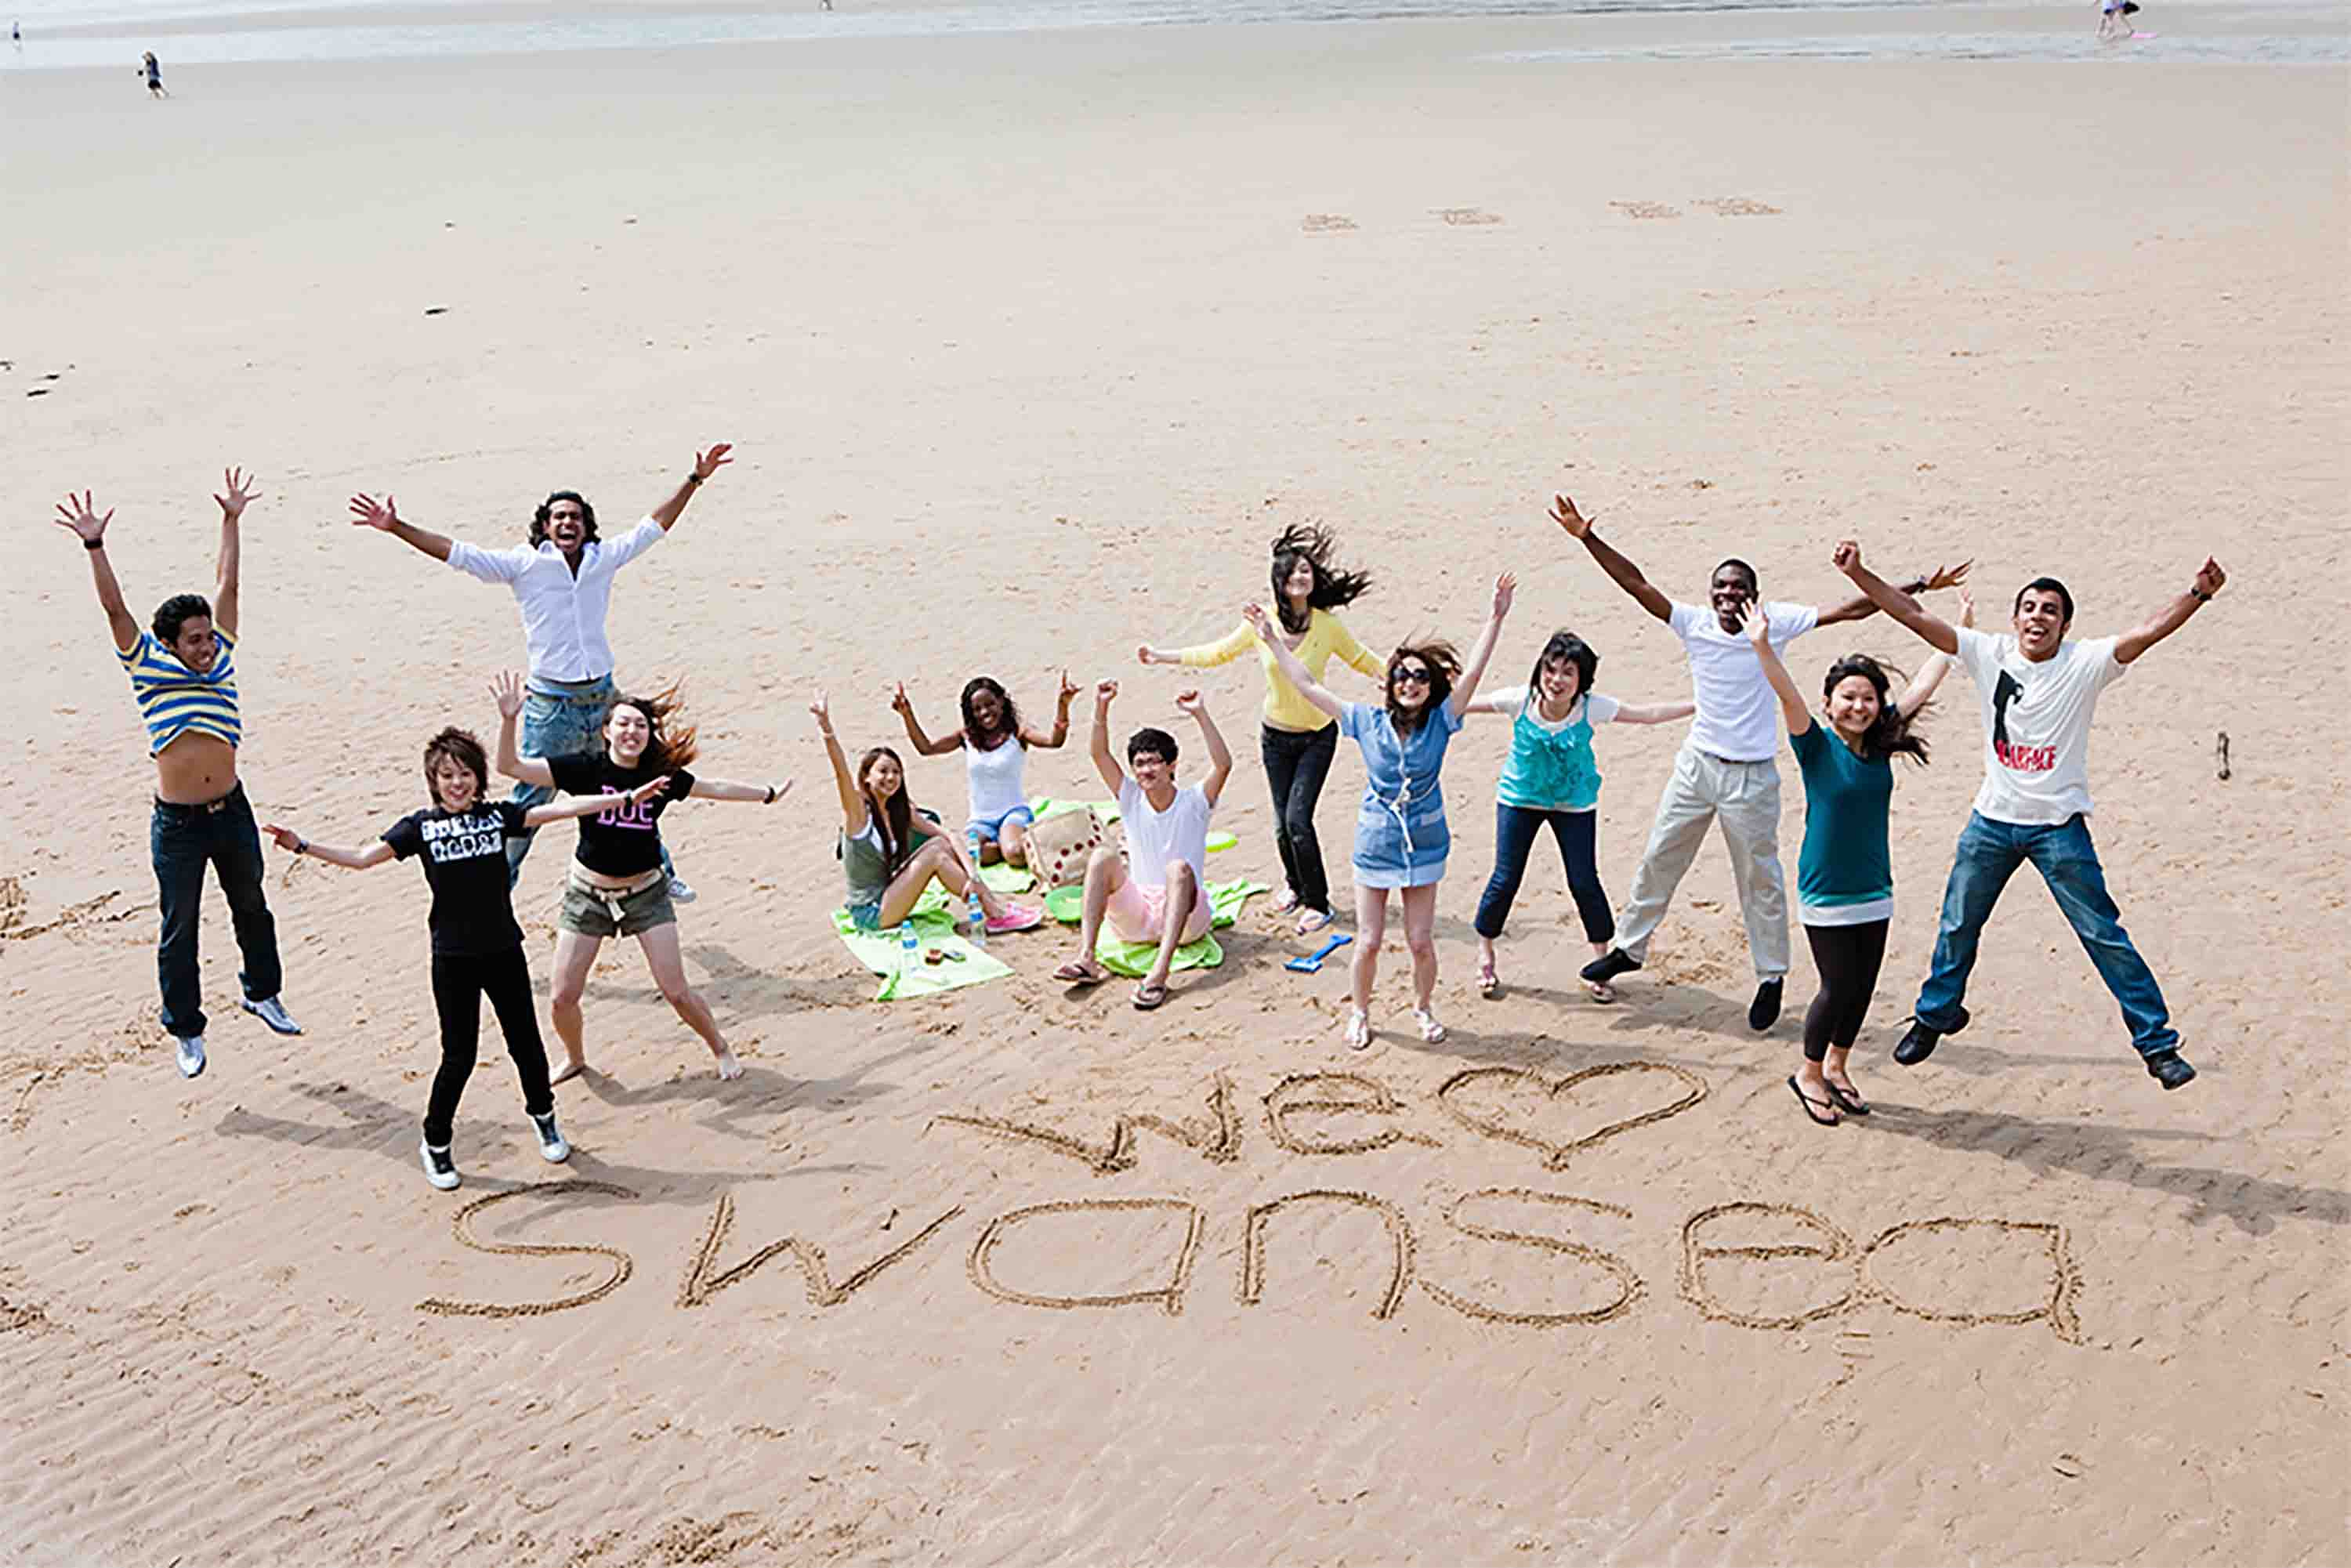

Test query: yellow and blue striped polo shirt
[117,629,242,756]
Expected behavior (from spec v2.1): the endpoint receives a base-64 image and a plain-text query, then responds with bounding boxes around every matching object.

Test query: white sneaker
[175,1034,207,1079]
[1414,1007,1447,1045]
[419,1140,461,1191]
[241,996,304,1035]
[666,877,697,904]
[531,1110,571,1163]
[1344,1008,1371,1052]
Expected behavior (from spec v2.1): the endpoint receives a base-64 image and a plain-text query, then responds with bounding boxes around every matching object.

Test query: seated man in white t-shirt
[1836,540,2226,1091]
[1054,680,1233,1010]
[1551,494,1968,1031]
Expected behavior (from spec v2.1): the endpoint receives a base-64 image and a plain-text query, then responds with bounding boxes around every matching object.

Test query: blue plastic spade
[1284,932,1353,973]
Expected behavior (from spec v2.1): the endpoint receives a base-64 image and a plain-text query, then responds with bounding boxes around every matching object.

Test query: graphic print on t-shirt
[417,811,511,864]
[384,801,529,956]
[1988,668,2056,773]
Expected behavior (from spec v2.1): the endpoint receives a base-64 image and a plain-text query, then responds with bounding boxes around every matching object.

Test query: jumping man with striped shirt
[56,470,303,1081]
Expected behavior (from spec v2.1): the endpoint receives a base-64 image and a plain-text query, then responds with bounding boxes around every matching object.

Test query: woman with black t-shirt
[262,726,666,1191]
[490,671,791,1085]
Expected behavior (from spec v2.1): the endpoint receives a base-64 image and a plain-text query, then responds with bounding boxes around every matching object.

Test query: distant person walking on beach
[1553,494,1969,1031]
[1247,574,1513,1049]
[53,472,302,1081]
[350,443,731,896]
[1139,526,1385,936]
[2098,0,2142,40]
[1833,540,2222,1091]
[1740,593,1960,1125]
[259,729,668,1190]
[140,51,166,96]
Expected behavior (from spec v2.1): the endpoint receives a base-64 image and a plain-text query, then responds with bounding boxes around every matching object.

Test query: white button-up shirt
[447,516,665,683]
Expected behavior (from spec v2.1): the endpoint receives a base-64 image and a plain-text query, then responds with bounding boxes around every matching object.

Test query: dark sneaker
[531,1110,571,1163]
[419,1140,461,1191]
[1748,979,1784,1032]
[2145,1050,2196,1091]
[1893,1019,1941,1066]
[1580,948,1640,985]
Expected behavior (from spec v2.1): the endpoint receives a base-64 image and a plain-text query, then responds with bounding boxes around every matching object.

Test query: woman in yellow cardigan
[1138,526,1382,934]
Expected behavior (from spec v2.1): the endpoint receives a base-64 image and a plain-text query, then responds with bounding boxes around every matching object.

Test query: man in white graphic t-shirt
[1553,495,1968,1032]
[1836,540,2226,1090]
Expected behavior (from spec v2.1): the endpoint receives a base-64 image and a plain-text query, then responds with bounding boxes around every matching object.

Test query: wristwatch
[84,537,104,551]
[2190,585,2212,602]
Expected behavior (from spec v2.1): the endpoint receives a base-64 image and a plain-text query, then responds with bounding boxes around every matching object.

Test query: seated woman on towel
[813,692,1042,935]
[889,672,1079,867]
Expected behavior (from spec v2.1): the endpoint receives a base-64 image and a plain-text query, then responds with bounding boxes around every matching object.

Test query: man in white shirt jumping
[349,444,731,895]
[1834,540,2223,1090]
[1552,494,1967,1030]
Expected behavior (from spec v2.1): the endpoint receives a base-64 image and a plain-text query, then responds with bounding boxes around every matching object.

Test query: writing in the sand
[417,1067,2080,1342]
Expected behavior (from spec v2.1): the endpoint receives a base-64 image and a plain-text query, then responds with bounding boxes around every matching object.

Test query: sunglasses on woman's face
[1392,666,1433,686]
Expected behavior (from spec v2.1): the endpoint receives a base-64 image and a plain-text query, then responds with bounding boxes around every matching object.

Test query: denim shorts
[559,870,676,938]
[846,899,886,932]
[969,804,1036,842]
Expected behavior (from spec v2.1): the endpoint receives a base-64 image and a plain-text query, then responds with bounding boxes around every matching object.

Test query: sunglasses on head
[1392,665,1433,686]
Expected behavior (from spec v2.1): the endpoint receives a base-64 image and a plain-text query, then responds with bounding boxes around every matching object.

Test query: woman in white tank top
[891,672,1079,867]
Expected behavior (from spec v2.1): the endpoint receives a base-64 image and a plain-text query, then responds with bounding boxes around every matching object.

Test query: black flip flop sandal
[1824,1081,1871,1117]
[1788,1075,1840,1127]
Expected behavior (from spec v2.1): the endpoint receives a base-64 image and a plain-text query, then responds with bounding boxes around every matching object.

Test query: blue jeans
[505,676,676,886]
[1474,802,1614,944]
[1914,811,2177,1059]
[151,783,283,1039]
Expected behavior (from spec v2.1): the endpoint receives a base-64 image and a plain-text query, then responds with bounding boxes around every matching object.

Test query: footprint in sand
[1610,200,1682,220]
[1436,208,1503,226]
[1693,196,1783,216]
[1301,213,1358,234]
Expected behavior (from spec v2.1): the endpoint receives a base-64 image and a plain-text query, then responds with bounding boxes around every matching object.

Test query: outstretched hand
[348,493,400,532]
[53,491,112,545]
[1924,559,1973,592]
[1958,588,1977,629]
[810,690,832,729]
[1136,645,1157,666]
[1240,601,1273,637]
[213,467,259,520]
[261,823,302,852]
[489,670,524,720]
[1095,679,1119,706]
[2193,557,2226,598]
[889,681,912,715]
[1174,688,1205,718]
[622,774,672,807]
[692,444,734,482]
[1492,571,1517,619]
[1549,494,1592,539]
[1831,539,1862,577]
[1735,600,1771,646]
[1057,668,1080,704]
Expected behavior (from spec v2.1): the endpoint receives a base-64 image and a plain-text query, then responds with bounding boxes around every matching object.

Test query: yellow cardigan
[1175,609,1385,731]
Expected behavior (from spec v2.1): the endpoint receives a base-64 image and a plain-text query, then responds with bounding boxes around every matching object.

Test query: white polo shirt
[1669,599,1821,762]
[447,516,665,683]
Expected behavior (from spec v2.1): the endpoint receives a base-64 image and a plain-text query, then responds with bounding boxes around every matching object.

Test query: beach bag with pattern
[1025,807,1103,889]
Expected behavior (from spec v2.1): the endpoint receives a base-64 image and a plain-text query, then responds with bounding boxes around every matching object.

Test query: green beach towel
[1042,878,1266,976]
[831,887,1013,1001]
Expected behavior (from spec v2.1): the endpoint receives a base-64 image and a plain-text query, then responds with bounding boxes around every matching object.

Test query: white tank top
[965,733,1028,820]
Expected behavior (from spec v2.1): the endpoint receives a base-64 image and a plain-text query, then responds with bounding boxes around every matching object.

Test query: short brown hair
[422,726,491,806]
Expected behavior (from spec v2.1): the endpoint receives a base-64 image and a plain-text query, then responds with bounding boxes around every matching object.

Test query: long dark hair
[959,676,1021,749]
[530,491,600,549]
[422,726,491,806]
[1823,654,1930,766]
[1526,630,1599,708]
[606,683,700,773]
[857,746,916,874]
[1385,640,1461,737]
[1270,524,1374,636]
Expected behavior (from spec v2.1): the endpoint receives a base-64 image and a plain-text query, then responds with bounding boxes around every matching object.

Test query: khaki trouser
[1614,741,1789,980]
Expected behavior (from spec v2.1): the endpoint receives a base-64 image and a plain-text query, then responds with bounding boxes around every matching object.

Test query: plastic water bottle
[897,921,919,983]
[965,831,989,951]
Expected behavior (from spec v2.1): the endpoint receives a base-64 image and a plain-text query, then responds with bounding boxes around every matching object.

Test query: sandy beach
[4,9,2349,1563]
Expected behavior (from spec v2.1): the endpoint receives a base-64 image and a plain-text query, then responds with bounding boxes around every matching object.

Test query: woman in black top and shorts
[491,672,791,1085]
[262,725,665,1191]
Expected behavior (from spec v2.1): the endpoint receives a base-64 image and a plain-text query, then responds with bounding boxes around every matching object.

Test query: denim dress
[1341,701,1463,889]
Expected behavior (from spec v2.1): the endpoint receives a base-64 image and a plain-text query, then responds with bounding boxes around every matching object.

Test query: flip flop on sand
[1132,980,1169,1011]
[1824,1080,1871,1117]
[1788,1075,1841,1127]
[1054,961,1107,987]
[1295,907,1335,936]
[1476,958,1500,998]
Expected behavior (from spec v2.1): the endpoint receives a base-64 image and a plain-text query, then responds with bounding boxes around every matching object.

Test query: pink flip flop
[984,904,1044,936]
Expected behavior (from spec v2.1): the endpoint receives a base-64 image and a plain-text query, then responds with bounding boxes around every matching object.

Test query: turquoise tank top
[1496,693,1603,812]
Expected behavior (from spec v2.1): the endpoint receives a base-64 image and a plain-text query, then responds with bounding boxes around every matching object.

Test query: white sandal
[1414,1007,1447,1045]
[1344,1008,1371,1051]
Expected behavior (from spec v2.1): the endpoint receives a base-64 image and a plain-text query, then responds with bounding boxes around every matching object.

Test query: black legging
[1262,722,1339,915]
[425,946,555,1147]
[1802,919,1889,1063]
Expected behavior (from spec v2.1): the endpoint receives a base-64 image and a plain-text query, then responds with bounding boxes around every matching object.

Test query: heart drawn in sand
[1436,1062,1708,1169]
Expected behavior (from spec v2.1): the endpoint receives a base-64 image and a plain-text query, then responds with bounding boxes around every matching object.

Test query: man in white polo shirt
[1834,539,2224,1091]
[349,444,731,894]
[1552,495,1966,1030]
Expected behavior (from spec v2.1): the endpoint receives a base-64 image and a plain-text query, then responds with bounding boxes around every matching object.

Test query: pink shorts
[1107,877,1213,946]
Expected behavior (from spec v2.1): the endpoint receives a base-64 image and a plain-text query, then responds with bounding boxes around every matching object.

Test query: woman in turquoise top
[1460,631,1694,1003]
[1248,574,1513,1051]
[1742,595,1963,1127]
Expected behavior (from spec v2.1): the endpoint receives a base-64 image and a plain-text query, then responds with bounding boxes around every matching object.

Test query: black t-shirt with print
[545,752,697,877]
[382,800,530,957]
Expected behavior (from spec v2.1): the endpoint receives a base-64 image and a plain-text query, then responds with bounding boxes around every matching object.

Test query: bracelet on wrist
[84,537,104,551]
[2190,586,2211,603]
[763,784,777,805]
[685,473,704,487]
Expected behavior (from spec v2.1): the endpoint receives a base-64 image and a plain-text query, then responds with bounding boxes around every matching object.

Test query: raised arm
[1550,494,1672,623]
[53,491,139,651]
[521,776,676,827]
[649,444,733,532]
[259,823,397,871]
[1832,540,1958,655]
[810,692,868,835]
[210,467,255,639]
[1328,617,1387,680]
[1737,603,1813,735]
[1176,690,1235,806]
[1816,557,1972,627]
[1239,603,1345,721]
[1139,621,1253,669]
[889,683,965,756]
[1020,671,1079,749]
[489,670,557,788]
[348,493,458,564]
[1088,680,1127,795]
[687,776,795,805]
[1612,699,1697,725]
[1449,573,1516,715]
[2114,558,2225,667]
[1897,589,1972,718]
